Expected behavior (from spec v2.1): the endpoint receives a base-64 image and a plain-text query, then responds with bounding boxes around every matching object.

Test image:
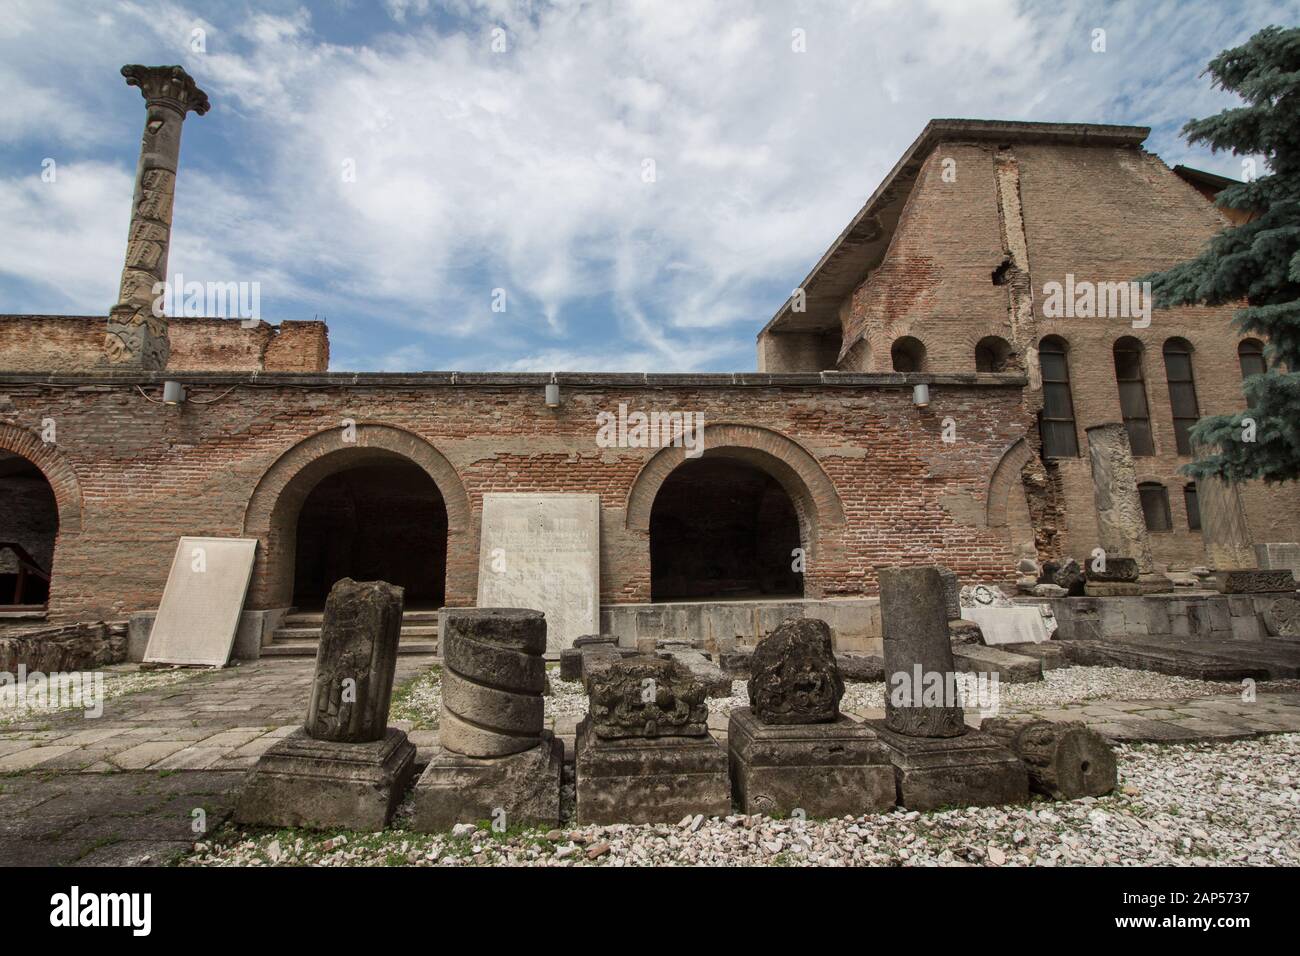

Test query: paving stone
[0,745,78,771]
[110,741,191,770]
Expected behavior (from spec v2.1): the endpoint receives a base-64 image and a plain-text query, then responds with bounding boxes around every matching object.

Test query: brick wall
[0,373,1030,622]
[0,316,329,373]
[838,138,1300,569]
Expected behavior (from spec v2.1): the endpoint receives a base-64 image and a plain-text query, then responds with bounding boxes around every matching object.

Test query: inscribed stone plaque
[476,494,599,652]
[144,536,258,666]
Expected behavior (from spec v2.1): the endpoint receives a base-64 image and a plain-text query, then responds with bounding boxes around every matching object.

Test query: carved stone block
[747,617,844,724]
[584,654,708,739]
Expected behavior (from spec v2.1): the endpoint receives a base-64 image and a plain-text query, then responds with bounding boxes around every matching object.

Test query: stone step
[273,623,439,640]
[281,609,441,626]
[261,639,438,657]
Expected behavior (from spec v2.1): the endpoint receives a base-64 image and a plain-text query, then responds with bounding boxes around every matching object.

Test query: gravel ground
[0,663,205,727]
[392,665,1300,728]
[183,732,1300,866]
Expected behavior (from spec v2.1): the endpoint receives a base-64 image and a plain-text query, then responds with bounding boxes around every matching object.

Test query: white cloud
[1,0,1295,369]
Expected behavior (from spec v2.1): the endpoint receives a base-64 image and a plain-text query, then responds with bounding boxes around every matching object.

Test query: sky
[0,0,1294,373]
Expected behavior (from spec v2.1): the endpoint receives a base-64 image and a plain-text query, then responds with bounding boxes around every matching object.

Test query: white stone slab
[477,494,600,652]
[144,537,258,667]
[960,605,1050,645]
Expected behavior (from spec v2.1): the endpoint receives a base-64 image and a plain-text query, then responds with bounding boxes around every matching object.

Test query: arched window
[1038,336,1079,458]
[1238,339,1266,379]
[1163,338,1200,456]
[1183,483,1201,531]
[975,335,1013,372]
[891,336,926,373]
[1112,337,1154,456]
[1138,482,1172,532]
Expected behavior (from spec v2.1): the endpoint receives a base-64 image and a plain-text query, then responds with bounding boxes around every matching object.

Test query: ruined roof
[759,119,1151,339]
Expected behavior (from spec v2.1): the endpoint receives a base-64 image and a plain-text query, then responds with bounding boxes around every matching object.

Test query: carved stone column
[1085,423,1154,574]
[105,65,209,370]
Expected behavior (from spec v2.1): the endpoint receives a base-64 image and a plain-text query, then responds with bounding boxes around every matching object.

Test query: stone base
[234,727,416,831]
[866,721,1029,811]
[575,717,730,825]
[411,732,563,832]
[728,708,895,817]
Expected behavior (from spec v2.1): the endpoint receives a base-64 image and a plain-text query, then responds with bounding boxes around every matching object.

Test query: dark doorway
[0,452,56,607]
[292,462,447,608]
[649,457,804,601]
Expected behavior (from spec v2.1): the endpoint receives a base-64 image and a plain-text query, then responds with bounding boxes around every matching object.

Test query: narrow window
[1113,337,1154,456]
[1139,482,1172,532]
[1038,336,1079,458]
[1163,338,1200,456]
[1184,483,1201,531]
[1238,339,1266,379]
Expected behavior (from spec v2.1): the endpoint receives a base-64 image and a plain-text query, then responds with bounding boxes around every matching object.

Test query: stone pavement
[0,656,436,774]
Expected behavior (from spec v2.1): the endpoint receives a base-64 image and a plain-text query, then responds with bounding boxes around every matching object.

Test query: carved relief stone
[584,654,708,739]
[1085,423,1153,573]
[747,617,844,724]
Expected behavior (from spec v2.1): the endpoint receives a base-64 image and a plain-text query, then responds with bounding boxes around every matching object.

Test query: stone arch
[986,437,1034,529]
[626,424,844,599]
[0,423,83,534]
[242,424,473,610]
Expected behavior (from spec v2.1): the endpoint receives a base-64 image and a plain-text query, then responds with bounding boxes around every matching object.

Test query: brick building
[1,94,1296,651]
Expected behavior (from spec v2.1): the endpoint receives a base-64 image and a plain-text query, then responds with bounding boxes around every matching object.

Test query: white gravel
[185,732,1300,867]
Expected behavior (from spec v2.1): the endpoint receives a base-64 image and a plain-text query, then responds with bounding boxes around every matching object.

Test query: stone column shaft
[105,65,209,370]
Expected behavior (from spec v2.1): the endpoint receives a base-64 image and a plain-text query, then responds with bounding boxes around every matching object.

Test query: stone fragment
[1263,597,1300,638]
[835,652,885,682]
[881,567,964,738]
[1040,558,1085,596]
[953,644,1042,684]
[584,654,708,739]
[948,619,984,646]
[960,583,1015,608]
[1032,583,1068,598]
[747,617,844,724]
[935,566,962,620]
[305,578,404,743]
[439,608,546,757]
[1217,569,1296,594]
[980,718,1116,800]
[1084,557,1140,583]
[1086,422,1155,573]
[728,708,894,816]
[660,645,733,698]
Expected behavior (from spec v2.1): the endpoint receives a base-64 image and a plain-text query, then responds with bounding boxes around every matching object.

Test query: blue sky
[1,0,1294,372]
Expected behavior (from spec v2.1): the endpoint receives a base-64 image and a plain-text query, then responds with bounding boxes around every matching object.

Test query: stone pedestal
[235,728,416,831]
[412,733,563,832]
[867,721,1028,811]
[728,708,894,816]
[575,716,730,824]
[236,578,414,831]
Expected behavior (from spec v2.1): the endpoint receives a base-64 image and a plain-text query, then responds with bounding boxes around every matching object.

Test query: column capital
[121,64,210,117]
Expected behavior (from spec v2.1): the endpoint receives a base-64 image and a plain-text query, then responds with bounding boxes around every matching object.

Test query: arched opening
[975,335,1013,372]
[290,459,447,609]
[0,451,57,608]
[649,456,804,602]
[891,336,926,372]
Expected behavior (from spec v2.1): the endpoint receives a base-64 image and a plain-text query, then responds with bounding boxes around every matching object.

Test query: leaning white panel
[144,536,258,666]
